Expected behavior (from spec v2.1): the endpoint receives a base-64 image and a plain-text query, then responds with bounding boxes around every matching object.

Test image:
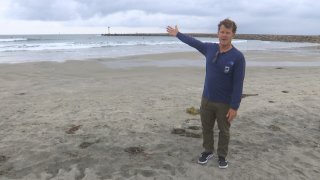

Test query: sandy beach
[0,50,319,180]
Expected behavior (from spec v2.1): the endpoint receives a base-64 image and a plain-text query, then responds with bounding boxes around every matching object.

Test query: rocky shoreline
[102,33,320,43]
[235,34,320,43]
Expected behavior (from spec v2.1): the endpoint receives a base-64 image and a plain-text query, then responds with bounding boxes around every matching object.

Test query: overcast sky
[0,0,319,35]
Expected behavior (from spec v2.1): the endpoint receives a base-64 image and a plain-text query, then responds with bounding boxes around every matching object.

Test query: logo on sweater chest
[224,61,234,74]
[224,66,230,73]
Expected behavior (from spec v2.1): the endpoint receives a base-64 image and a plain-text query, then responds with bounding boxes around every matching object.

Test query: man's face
[218,25,234,47]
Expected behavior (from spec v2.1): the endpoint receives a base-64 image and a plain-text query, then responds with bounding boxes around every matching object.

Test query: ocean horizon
[0,34,319,65]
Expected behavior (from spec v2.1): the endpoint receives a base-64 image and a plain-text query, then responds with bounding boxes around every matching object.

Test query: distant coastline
[101,33,320,43]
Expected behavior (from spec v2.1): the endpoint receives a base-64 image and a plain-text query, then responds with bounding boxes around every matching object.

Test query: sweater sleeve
[230,54,246,110]
[176,32,208,55]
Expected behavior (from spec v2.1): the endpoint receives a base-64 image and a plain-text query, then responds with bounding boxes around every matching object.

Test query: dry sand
[0,50,319,180]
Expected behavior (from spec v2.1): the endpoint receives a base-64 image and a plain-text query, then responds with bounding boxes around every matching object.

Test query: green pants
[200,97,231,158]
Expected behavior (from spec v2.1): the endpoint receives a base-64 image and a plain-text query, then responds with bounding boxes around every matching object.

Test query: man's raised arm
[166,25,208,55]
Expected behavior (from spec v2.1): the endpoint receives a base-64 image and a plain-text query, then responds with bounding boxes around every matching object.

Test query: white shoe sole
[219,162,228,169]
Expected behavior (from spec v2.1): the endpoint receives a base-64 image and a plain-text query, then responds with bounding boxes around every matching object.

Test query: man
[167,19,245,169]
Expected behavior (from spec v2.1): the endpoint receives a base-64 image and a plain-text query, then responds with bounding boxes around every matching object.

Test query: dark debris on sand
[124,146,145,155]
[66,125,82,134]
[241,93,259,99]
[186,107,200,115]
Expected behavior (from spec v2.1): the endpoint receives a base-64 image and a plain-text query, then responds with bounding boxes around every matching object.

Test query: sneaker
[198,152,214,164]
[218,156,228,169]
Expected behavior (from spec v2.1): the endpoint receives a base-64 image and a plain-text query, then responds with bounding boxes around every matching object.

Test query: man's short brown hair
[218,19,237,33]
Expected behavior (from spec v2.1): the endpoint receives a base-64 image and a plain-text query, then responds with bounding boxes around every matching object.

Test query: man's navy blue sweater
[177,32,246,110]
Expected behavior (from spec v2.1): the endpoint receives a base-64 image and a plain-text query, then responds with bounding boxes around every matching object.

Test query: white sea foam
[0,34,319,64]
[0,38,28,42]
[0,40,182,52]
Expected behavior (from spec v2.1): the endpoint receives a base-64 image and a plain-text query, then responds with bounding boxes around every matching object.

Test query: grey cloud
[6,0,220,20]
[6,0,320,20]
[3,0,320,34]
[6,0,81,20]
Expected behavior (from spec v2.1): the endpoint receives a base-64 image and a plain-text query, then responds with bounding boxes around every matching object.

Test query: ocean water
[0,34,319,65]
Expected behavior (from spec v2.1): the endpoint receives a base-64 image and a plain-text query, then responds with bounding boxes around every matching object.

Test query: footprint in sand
[79,142,95,149]
[171,127,202,138]
[0,155,9,163]
[268,124,281,131]
[171,118,202,138]
[79,139,100,149]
